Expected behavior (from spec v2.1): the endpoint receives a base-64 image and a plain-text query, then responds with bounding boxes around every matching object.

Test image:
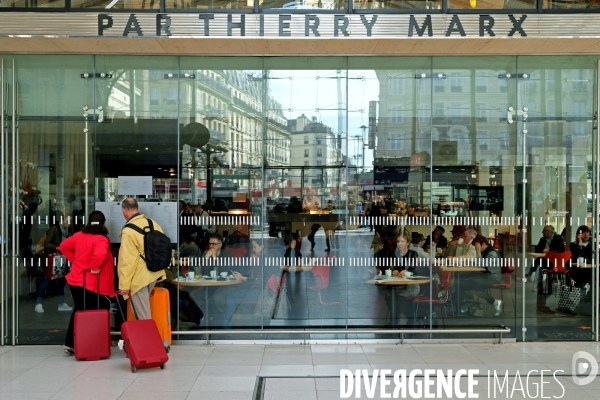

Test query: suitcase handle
[83,269,101,311]
[113,293,140,321]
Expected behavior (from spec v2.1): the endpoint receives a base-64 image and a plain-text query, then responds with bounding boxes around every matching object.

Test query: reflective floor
[1,342,600,399]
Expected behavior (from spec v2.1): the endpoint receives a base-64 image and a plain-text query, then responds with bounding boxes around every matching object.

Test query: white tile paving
[0,342,599,399]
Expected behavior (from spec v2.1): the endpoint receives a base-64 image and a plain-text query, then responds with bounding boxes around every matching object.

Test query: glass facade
[1,55,598,344]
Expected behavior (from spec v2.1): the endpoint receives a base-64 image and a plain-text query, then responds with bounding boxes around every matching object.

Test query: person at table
[179,232,201,261]
[410,233,429,259]
[569,225,593,287]
[526,225,565,277]
[448,229,477,259]
[388,234,421,325]
[423,226,448,253]
[202,233,233,273]
[302,186,321,212]
[444,225,466,257]
[460,235,504,316]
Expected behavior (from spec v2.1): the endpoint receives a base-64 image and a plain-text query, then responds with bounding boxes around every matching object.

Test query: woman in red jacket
[60,211,114,356]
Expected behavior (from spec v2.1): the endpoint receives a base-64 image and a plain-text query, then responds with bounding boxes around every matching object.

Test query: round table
[366,277,430,325]
[172,277,242,345]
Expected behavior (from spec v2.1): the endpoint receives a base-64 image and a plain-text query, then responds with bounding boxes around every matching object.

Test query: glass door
[5,55,94,344]
[518,56,598,340]
[1,58,13,345]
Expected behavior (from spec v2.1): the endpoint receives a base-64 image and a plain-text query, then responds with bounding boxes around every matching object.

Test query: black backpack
[125,219,172,272]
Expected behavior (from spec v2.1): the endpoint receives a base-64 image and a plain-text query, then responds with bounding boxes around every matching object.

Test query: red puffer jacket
[61,232,115,296]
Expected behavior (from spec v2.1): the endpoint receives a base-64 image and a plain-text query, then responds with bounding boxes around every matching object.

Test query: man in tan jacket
[117,198,166,320]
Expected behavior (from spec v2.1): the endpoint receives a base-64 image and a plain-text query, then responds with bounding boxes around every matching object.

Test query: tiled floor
[1,342,600,399]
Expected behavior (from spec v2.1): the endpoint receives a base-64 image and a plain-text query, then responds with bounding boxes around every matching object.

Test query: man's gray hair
[465,229,477,239]
[121,198,139,211]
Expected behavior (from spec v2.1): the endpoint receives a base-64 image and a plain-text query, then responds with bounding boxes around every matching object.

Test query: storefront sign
[5,12,600,40]
[97,13,528,38]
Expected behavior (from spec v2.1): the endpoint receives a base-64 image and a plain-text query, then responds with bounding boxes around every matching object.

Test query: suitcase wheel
[160,364,165,369]
[131,365,137,373]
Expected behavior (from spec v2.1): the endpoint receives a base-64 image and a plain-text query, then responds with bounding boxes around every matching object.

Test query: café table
[571,262,595,269]
[173,276,242,345]
[439,266,486,316]
[366,276,430,325]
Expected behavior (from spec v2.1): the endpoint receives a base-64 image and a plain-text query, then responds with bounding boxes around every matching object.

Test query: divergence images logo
[572,351,599,386]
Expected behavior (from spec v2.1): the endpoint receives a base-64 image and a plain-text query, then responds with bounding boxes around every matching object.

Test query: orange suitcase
[127,287,172,352]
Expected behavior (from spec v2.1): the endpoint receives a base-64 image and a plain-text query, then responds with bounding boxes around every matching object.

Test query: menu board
[95,201,178,243]
[117,176,152,196]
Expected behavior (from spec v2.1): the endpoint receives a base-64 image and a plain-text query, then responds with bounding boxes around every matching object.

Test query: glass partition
[2,54,597,344]
[518,56,597,340]
[13,55,95,344]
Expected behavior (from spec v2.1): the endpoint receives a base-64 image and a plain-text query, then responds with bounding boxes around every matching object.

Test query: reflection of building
[288,114,341,188]
[108,69,292,201]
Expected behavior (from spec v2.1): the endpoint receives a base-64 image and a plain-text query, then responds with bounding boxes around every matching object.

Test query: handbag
[45,253,68,280]
[556,279,582,312]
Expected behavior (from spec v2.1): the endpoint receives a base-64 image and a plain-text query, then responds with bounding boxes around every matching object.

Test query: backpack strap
[124,222,150,264]
[147,219,155,232]
[125,223,146,236]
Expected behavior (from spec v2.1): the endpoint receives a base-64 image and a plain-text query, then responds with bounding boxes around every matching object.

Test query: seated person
[180,232,201,259]
[448,229,477,260]
[570,225,592,286]
[527,225,565,277]
[461,235,504,316]
[444,225,466,257]
[409,233,429,259]
[423,226,448,253]
[202,233,234,275]
[376,234,419,326]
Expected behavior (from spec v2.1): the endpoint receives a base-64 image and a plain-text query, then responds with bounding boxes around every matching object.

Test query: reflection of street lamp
[360,125,367,173]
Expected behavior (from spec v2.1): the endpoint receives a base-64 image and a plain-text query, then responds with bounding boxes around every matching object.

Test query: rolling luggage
[127,286,171,352]
[74,270,111,361]
[117,296,169,373]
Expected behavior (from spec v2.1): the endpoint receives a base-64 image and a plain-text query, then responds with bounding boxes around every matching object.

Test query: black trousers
[65,285,111,348]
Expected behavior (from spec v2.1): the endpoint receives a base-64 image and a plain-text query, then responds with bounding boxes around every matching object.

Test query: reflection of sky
[266,69,378,170]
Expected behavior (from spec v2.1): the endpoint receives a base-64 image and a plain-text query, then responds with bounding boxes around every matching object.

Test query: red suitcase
[74,270,111,361]
[117,296,168,373]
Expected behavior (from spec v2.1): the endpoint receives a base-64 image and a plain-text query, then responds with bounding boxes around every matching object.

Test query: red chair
[413,271,453,325]
[543,250,572,274]
[541,250,571,295]
[309,265,339,306]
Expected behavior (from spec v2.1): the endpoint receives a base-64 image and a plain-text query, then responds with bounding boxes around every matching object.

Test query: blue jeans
[37,277,66,305]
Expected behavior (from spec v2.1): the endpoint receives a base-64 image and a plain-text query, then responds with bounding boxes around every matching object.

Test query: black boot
[325,238,331,252]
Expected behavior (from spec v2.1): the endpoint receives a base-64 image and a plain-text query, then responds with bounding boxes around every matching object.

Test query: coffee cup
[210,270,217,279]
[187,271,195,281]
[578,257,586,265]
[220,272,228,278]
[385,269,392,279]
[404,271,413,278]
